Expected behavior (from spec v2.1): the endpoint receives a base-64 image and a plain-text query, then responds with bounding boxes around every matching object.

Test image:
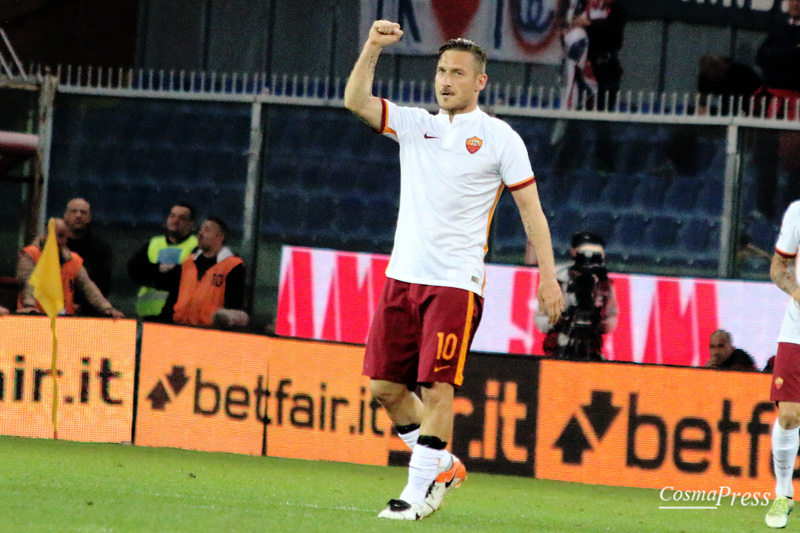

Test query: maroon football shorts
[771,342,800,403]
[363,278,484,389]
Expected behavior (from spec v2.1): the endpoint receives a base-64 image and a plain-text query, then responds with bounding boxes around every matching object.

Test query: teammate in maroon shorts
[766,199,800,528]
[344,20,563,520]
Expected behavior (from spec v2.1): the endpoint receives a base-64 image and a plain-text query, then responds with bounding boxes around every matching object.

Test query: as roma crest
[466,136,483,154]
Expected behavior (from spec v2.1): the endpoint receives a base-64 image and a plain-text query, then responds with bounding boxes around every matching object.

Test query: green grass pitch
[0,436,772,532]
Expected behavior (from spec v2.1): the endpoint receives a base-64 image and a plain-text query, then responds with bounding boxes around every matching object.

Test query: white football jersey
[776,200,800,344]
[378,99,535,296]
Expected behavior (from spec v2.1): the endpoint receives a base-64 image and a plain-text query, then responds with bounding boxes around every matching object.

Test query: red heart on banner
[432,0,481,41]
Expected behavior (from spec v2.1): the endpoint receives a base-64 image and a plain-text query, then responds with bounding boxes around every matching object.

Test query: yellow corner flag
[28,218,64,439]
[29,219,64,318]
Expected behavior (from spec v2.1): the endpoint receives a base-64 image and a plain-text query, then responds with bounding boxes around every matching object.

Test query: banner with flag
[27,218,64,438]
[361,0,564,64]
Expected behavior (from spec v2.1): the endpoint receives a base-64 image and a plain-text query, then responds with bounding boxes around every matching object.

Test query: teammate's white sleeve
[776,201,800,257]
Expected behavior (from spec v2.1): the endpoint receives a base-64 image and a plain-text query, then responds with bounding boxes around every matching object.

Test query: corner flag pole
[28,218,65,439]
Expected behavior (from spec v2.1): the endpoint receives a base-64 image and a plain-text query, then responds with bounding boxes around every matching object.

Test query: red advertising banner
[277,246,784,369]
[0,316,136,442]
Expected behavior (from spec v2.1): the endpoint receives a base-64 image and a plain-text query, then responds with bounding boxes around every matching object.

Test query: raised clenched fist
[369,20,403,47]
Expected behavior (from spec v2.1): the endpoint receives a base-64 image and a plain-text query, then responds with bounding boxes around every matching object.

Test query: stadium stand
[43,94,734,274]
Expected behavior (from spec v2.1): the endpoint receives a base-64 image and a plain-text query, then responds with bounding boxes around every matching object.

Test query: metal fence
[2,65,799,326]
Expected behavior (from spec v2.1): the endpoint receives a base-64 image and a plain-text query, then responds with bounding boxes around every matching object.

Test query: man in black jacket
[63,198,113,316]
[757,0,800,95]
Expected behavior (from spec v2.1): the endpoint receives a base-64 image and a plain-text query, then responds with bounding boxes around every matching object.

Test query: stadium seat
[492,197,528,254]
[614,140,651,175]
[745,218,778,251]
[646,215,681,253]
[678,217,720,261]
[547,205,583,242]
[631,174,670,210]
[335,193,366,230]
[610,213,650,255]
[363,196,398,236]
[569,171,609,206]
[535,170,567,206]
[697,180,724,216]
[305,193,338,245]
[326,160,361,193]
[261,189,309,241]
[43,94,744,274]
[357,195,397,252]
[599,174,639,207]
[213,185,244,229]
[578,210,617,244]
[45,180,79,215]
[663,178,700,212]
[264,158,302,190]
[689,256,719,270]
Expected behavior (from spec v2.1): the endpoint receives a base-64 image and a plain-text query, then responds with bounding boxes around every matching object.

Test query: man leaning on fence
[17,218,123,318]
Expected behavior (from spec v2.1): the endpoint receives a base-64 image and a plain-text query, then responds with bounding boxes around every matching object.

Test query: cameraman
[534,231,618,361]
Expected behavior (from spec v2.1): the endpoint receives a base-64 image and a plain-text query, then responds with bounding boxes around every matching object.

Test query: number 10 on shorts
[437,332,459,360]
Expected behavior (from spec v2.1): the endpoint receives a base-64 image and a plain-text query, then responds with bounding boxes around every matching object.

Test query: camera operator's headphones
[571,231,605,249]
[571,231,606,266]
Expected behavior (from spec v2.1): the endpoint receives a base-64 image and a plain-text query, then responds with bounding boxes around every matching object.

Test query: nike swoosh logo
[433,365,451,372]
[424,133,438,139]
[442,463,459,488]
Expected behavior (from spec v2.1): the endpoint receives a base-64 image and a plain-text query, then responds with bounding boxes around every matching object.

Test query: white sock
[773,422,800,499]
[396,427,453,470]
[399,444,444,507]
[438,451,453,471]
[398,427,419,451]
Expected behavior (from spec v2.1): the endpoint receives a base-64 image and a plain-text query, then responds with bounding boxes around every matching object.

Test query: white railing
[2,63,798,130]
[0,27,28,82]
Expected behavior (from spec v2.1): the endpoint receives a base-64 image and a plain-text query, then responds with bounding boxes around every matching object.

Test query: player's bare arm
[344,20,403,130]
[771,252,800,303]
[511,183,564,324]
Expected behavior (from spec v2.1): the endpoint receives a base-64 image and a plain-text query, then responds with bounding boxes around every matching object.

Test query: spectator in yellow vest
[169,217,248,329]
[128,202,198,321]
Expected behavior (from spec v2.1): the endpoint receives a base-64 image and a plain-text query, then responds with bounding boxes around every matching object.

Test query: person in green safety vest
[127,202,198,321]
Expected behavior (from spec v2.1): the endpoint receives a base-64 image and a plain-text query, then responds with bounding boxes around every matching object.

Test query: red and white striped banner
[277,246,783,369]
